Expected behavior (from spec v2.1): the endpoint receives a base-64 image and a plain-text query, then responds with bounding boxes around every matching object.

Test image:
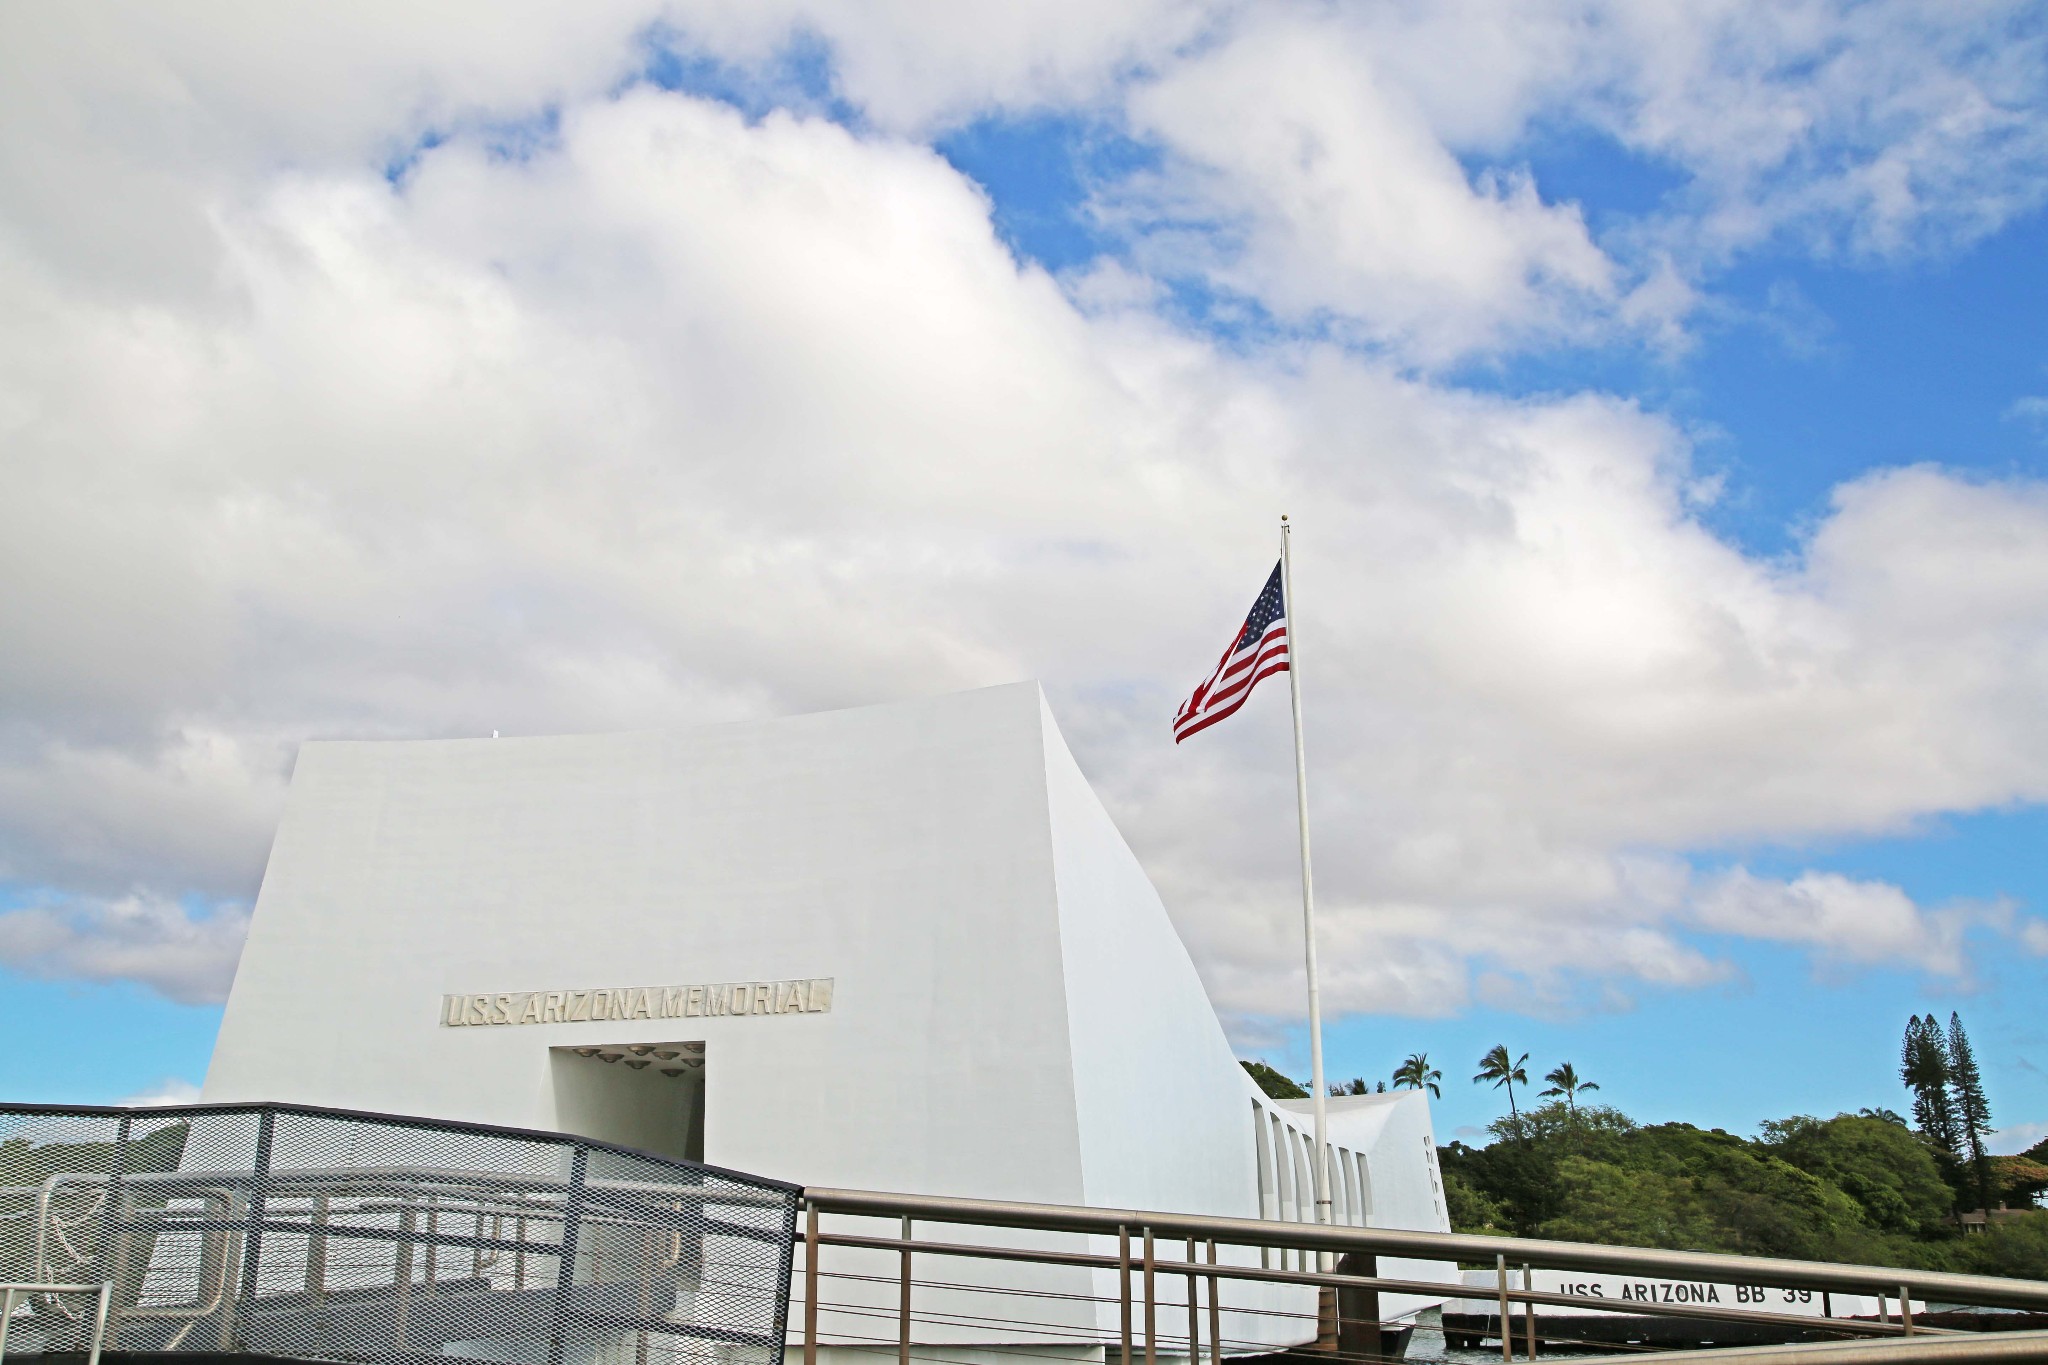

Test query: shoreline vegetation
[1435,1103,2048,1279]
[1241,1019,2048,1280]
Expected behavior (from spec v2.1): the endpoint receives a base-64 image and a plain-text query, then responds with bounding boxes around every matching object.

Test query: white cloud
[0,892,250,1005]
[0,9,2045,1021]
[6,0,2040,370]
[119,1077,204,1107]
[1090,0,2048,359]
[665,0,1224,133]
[1115,12,1622,362]
[2010,397,2048,438]
[1989,1120,2048,1157]
[1690,869,1988,977]
[1330,0,2048,262]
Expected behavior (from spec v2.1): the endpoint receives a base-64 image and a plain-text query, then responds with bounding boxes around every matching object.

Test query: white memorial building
[204,682,1455,1354]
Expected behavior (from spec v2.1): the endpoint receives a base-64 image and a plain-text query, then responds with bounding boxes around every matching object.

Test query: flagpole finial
[1281,513,1289,522]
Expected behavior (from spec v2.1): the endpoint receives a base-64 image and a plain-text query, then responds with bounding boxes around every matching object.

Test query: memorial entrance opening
[548,1040,705,1163]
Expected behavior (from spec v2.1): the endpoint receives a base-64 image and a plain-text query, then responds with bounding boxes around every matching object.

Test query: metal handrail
[1640,1331,2048,1364]
[805,1186,2048,1311]
[11,1164,785,1204]
[813,1228,1949,1340]
[0,1282,114,1365]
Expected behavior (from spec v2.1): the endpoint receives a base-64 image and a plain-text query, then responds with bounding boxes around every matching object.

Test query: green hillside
[1438,1103,2048,1279]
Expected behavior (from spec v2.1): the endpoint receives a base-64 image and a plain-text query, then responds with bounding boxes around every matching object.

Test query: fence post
[307,1196,329,1299]
[1143,1227,1157,1365]
[88,1281,114,1365]
[803,1201,819,1365]
[1207,1239,1221,1365]
[395,1204,417,1349]
[231,1107,276,1348]
[1521,1264,1536,1359]
[547,1143,589,1365]
[0,1286,16,1360]
[104,1113,133,1350]
[1186,1237,1199,1365]
[1901,1285,1914,1336]
[1496,1254,1511,1363]
[1119,1226,1132,1365]
[898,1215,912,1365]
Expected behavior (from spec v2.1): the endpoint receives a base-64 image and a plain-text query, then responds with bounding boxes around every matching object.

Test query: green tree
[1760,1114,1954,1232]
[1332,1077,1372,1095]
[1993,1154,2048,1208]
[1440,1164,1510,1234]
[1955,1212,2048,1279]
[1901,1014,1961,1155]
[1438,1102,1970,1269]
[1393,1052,1443,1097]
[1540,1122,1874,1261]
[1474,1045,1529,1119]
[1538,1062,1600,1117]
[1946,1013,1994,1211]
[1240,1059,1307,1099]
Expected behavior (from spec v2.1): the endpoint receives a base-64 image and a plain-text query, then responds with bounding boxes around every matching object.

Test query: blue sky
[2,3,2046,1158]
[938,95,2048,1148]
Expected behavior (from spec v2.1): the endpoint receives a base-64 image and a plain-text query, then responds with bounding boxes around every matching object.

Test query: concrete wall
[209,683,1087,1202]
[205,682,1454,1353]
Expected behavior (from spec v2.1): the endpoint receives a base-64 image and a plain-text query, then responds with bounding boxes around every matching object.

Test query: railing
[0,1283,114,1365]
[796,1187,2048,1365]
[0,1103,800,1365]
[8,1103,2044,1365]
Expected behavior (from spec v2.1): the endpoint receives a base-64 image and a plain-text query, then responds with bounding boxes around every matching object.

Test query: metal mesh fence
[0,1102,798,1365]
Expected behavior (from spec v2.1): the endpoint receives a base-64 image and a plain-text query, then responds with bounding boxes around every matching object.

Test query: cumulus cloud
[1690,870,1991,977]
[1989,1120,2048,1157]
[0,893,250,1005]
[120,1077,205,1107]
[1087,0,2048,359]
[1271,0,2048,263]
[1,6,2046,1020]
[1114,13,1622,362]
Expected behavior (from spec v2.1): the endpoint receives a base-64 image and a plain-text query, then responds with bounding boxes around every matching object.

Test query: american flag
[1173,562,1289,743]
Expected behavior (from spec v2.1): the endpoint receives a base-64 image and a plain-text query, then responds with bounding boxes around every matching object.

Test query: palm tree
[1474,1045,1530,1118]
[1392,1053,1443,1097]
[1538,1062,1599,1116]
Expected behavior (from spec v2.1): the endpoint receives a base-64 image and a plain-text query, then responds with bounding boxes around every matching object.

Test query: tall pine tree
[1900,1014,1961,1156]
[1945,1012,1994,1212]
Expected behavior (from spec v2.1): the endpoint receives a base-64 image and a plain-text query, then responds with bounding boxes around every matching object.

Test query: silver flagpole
[1279,514,1332,1235]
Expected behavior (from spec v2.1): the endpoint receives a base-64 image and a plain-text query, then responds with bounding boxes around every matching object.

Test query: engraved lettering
[442,977,835,1025]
